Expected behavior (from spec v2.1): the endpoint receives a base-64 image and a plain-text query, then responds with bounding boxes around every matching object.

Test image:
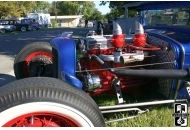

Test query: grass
[92,94,190,127]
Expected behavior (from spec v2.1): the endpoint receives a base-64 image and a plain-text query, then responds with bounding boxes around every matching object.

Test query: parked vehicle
[0,1,190,127]
[0,20,16,32]
[85,22,113,36]
[26,13,51,28]
[102,22,113,35]
[0,19,32,32]
[0,25,5,33]
[21,18,40,31]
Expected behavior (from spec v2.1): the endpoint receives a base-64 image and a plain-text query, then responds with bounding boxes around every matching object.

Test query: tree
[55,1,96,20]
[79,1,96,20]
[0,1,36,18]
[56,1,80,15]
[88,9,103,21]
[49,1,57,16]
[34,1,51,13]
[100,1,138,18]
[53,1,104,21]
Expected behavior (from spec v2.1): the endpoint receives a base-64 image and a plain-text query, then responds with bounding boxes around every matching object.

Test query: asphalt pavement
[0,27,91,86]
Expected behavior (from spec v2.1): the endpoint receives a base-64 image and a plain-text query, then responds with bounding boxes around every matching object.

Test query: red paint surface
[133,34,147,47]
[110,34,125,48]
[80,45,150,96]
[3,112,79,127]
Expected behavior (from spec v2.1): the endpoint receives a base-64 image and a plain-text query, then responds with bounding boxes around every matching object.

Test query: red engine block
[79,48,151,97]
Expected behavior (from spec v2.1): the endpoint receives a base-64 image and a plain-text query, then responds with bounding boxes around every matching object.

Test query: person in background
[172,12,178,25]
[186,9,190,26]
[107,15,112,24]
[114,15,118,21]
[93,20,95,28]
[85,19,88,28]
[94,17,104,35]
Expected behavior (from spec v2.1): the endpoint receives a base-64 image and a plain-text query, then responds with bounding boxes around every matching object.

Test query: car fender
[50,35,83,89]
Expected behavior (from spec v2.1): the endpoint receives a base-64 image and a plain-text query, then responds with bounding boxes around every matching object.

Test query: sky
[46,0,110,15]
[94,1,110,15]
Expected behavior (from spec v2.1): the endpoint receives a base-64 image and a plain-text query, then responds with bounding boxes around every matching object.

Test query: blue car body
[50,1,190,104]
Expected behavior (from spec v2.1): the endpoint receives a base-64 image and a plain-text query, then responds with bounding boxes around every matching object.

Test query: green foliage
[55,1,100,21]
[56,1,95,17]
[100,1,138,18]
[0,1,51,18]
[93,94,190,127]
[56,1,80,15]
[0,1,36,18]
[88,9,103,21]
[80,1,96,20]
[34,1,51,13]
[0,1,104,22]
[49,1,57,16]
[51,19,57,28]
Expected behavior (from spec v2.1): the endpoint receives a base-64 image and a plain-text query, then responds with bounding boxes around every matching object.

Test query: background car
[102,22,113,35]
[0,19,32,32]
[0,25,5,33]
[21,18,40,31]
[0,20,16,32]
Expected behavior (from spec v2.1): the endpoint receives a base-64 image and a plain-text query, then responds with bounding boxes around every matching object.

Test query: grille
[147,36,176,98]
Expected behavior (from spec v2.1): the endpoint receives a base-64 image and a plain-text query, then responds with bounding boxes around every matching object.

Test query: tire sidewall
[21,27,26,32]
[32,26,37,31]
[0,29,5,33]
[14,42,52,79]
[0,102,94,127]
[0,77,105,127]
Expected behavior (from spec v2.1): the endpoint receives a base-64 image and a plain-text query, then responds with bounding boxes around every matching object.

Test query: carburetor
[78,35,113,54]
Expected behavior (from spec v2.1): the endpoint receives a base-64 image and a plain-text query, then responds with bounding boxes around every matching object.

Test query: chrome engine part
[78,35,146,64]
[78,35,112,53]
[99,50,145,64]
[78,35,136,54]
[78,38,86,53]
[86,35,111,50]
[85,30,97,37]
[82,73,101,91]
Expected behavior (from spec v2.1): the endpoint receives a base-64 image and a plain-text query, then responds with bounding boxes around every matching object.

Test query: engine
[76,21,163,97]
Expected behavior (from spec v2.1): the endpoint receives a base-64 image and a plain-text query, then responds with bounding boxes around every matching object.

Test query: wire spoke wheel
[0,28,5,33]
[21,27,26,32]
[3,112,79,127]
[14,42,53,79]
[32,26,37,31]
[24,51,53,77]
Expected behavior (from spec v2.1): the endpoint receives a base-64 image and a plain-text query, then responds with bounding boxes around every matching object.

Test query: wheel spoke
[24,51,53,77]
[47,117,52,126]
[4,113,79,127]
[30,116,34,124]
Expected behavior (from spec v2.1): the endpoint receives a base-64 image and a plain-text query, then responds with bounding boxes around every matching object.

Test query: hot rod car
[0,1,189,127]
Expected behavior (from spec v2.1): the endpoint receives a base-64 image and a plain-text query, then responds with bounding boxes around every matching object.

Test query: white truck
[26,13,51,28]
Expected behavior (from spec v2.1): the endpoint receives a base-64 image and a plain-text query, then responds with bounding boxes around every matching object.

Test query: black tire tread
[0,77,105,127]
